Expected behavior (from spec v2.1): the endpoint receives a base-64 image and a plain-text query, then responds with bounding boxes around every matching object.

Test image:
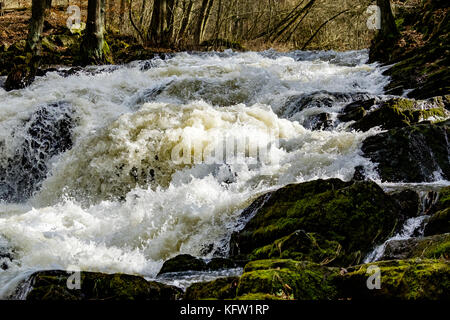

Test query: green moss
[425,208,450,236]
[231,179,401,266]
[25,270,182,301]
[184,277,239,300]
[236,259,339,300]
[352,98,448,131]
[236,293,285,300]
[337,259,450,300]
[249,231,343,264]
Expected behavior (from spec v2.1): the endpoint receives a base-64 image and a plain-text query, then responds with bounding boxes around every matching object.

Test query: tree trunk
[4,0,52,91]
[178,0,193,42]
[149,0,175,46]
[26,0,52,53]
[369,0,400,63]
[81,0,106,64]
[377,0,399,37]
[193,0,210,45]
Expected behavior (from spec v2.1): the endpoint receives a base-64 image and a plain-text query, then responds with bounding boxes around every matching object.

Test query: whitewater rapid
[0,50,399,297]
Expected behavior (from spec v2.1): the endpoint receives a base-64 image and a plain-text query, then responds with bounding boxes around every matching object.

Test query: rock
[184,277,239,300]
[3,64,36,91]
[389,189,420,219]
[158,255,243,276]
[338,98,376,122]
[0,102,75,202]
[207,258,240,270]
[361,121,450,182]
[23,270,182,300]
[380,233,450,260]
[248,230,342,265]
[352,98,448,132]
[336,259,450,300]
[158,254,207,275]
[307,113,333,131]
[281,91,373,118]
[0,235,14,270]
[236,259,339,300]
[425,208,450,236]
[230,179,402,266]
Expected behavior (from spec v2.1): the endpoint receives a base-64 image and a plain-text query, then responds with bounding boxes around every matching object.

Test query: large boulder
[22,270,182,301]
[158,254,241,276]
[184,277,239,300]
[380,233,450,260]
[230,179,403,266]
[424,186,450,236]
[351,98,448,132]
[337,259,450,300]
[236,260,339,300]
[361,121,450,182]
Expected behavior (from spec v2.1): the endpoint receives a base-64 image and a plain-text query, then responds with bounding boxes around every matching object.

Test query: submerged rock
[23,270,182,301]
[337,259,450,300]
[380,233,450,260]
[230,179,402,266]
[0,102,75,202]
[361,121,450,182]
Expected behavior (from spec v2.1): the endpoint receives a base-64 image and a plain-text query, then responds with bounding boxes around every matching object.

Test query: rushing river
[0,49,447,298]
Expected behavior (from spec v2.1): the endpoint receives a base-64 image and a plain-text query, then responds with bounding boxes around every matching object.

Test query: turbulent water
[0,49,446,298]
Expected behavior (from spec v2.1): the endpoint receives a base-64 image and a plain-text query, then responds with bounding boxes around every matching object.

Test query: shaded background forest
[1,0,416,51]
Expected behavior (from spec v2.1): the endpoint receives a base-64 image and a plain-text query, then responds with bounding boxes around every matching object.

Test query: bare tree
[81,0,106,64]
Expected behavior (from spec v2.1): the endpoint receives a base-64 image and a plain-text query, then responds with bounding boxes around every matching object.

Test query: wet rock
[336,259,450,300]
[379,233,450,260]
[158,255,243,276]
[361,121,450,182]
[158,254,207,275]
[352,165,366,181]
[230,179,403,266]
[23,270,182,301]
[424,186,450,236]
[236,259,339,300]
[0,102,75,202]
[425,209,450,236]
[281,91,373,118]
[338,98,377,122]
[352,98,448,132]
[3,64,36,91]
[248,230,342,265]
[389,189,420,219]
[306,113,333,131]
[184,277,239,300]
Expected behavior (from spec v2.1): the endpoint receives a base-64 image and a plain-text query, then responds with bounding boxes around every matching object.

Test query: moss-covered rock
[24,270,182,301]
[425,208,450,236]
[158,254,207,275]
[380,233,450,260]
[184,277,239,300]
[352,98,448,131]
[230,179,402,266]
[337,259,450,300]
[361,121,450,182]
[236,259,339,300]
[248,230,343,265]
